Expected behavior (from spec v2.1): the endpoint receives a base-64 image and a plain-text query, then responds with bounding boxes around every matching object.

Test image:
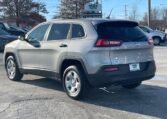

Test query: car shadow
[84,84,167,118]
[21,77,167,118]
[21,77,64,92]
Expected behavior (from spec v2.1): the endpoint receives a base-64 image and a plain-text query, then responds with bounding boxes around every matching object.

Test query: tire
[5,55,23,81]
[153,37,161,45]
[62,65,90,100]
[122,82,141,89]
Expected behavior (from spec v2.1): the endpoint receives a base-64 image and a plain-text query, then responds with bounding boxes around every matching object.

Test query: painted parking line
[153,75,167,81]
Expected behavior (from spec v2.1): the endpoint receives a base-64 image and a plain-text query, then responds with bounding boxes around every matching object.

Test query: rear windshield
[96,22,147,42]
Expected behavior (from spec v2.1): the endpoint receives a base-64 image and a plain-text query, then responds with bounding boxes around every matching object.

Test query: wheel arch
[59,59,88,80]
[152,36,162,41]
[4,52,21,70]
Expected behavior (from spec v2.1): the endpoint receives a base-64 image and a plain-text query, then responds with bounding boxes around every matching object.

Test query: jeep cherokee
[4,19,156,99]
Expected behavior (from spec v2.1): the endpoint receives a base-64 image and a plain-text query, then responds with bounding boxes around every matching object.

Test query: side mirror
[18,35,28,41]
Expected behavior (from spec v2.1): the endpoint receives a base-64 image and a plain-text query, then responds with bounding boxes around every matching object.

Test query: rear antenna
[106,8,113,19]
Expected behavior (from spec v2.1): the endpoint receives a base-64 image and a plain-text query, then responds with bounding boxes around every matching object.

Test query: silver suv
[140,26,167,45]
[4,19,156,99]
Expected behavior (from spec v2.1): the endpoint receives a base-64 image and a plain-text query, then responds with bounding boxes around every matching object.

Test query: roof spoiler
[96,20,139,27]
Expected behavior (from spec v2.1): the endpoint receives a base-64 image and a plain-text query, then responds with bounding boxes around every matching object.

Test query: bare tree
[58,0,90,19]
[151,8,161,20]
[162,8,167,24]
[129,4,139,21]
[141,8,167,30]
[142,12,148,23]
[0,0,48,26]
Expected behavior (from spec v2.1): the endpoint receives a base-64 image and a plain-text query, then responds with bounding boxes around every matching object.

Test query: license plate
[129,63,140,72]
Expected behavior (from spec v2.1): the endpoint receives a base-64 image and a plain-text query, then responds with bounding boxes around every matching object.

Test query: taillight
[147,38,153,45]
[104,67,119,72]
[95,39,122,47]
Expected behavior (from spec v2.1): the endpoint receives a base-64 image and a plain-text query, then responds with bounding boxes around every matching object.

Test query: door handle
[59,44,68,47]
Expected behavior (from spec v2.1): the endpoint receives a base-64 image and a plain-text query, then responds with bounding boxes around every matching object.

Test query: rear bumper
[162,34,167,42]
[87,61,156,87]
[161,34,167,43]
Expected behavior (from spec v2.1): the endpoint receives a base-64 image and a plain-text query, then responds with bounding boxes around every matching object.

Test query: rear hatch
[95,21,154,65]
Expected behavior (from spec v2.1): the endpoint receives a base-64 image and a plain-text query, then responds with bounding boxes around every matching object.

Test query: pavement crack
[0,97,53,114]
[0,103,12,114]
[14,97,53,103]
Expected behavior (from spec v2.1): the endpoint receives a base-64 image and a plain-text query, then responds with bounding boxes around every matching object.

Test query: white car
[140,26,167,45]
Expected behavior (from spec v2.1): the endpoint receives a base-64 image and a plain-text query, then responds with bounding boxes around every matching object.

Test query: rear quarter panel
[67,21,111,74]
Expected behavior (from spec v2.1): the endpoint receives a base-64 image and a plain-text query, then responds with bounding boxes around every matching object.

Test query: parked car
[140,26,167,45]
[22,27,31,33]
[3,19,156,99]
[9,26,27,34]
[0,29,17,51]
[0,22,25,36]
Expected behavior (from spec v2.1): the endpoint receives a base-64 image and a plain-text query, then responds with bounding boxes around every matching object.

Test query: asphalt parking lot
[0,46,167,119]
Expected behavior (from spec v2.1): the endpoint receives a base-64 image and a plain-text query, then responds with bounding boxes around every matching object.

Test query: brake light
[95,39,122,47]
[104,67,119,72]
[147,38,153,45]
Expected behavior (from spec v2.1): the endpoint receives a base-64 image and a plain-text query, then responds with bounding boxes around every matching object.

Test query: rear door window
[72,24,85,38]
[96,22,147,42]
[48,24,70,41]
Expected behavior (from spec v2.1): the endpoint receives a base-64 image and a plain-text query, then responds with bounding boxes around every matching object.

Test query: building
[83,0,102,18]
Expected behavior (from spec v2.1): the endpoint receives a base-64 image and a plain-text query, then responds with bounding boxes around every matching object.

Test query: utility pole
[101,0,103,18]
[148,0,151,27]
[124,4,128,19]
[15,0,20,27]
